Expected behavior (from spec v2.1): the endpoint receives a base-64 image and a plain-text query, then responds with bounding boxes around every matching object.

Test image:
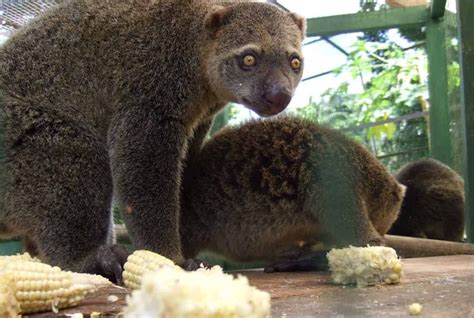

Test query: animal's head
[373,181,407,235]
[204,2,305,117]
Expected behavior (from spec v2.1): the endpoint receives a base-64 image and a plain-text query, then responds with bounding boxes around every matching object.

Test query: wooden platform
[30,255,474,317]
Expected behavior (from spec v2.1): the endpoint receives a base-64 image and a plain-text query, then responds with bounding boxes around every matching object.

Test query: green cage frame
[304,0,473,242]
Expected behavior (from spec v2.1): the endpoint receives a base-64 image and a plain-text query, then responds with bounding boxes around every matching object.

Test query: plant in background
[296,94,351,129]
[209,103,239,136]
[294,39,430,173]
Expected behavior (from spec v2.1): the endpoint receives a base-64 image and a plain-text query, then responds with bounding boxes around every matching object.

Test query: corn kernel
[408,303,422,315]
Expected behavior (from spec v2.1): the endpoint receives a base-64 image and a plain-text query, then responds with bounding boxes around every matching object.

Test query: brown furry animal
[0,0,305,283]
[181,117,405,271]
[388,158,465,242]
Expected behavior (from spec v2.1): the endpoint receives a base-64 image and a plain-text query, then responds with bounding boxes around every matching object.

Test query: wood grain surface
[29,255,474,318]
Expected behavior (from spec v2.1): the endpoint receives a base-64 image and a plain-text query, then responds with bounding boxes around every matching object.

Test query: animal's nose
[263,86,292,113]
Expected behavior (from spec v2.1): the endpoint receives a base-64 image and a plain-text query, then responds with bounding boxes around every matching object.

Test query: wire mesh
[0,0,61,36]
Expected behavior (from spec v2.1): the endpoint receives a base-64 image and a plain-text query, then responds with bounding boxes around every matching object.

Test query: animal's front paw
[180,258,211,271]
[82,244,130,285]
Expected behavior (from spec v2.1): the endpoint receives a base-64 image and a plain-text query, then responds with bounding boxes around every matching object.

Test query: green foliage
[209,103,239,136]
[113,204,124,225]
[448,61,460,95]
[293,39,431,173]
[296,94,351,129]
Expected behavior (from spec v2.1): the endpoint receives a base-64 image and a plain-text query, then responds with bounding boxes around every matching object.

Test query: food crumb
[408,303,423,315]
[107,295,119,302]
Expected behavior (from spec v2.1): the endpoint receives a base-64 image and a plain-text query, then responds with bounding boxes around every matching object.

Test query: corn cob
[0,252,40,263]
[123,265,271,318]
[0,253,112,315]
[123,250,179,290]
[326,245,403,287]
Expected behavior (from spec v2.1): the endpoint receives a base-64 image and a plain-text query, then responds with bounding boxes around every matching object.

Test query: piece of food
[408,303,423,315]
[0,275,19,318]
[123,250,178,290]
[0,252,41,263]
[326,245,403,287]
[0,253,111,315]
[123,265,271,318]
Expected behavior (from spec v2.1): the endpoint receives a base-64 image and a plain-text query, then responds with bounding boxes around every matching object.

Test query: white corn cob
[123,250,179,290]
[0,253,112,315]
[326,245,403,287]
[123,265,271,318]
[0,275,20,318]
[0,252,42,264]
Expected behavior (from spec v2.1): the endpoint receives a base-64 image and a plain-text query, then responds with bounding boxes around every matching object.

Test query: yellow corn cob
[123,250,179,290]
[326,245,403,287]
[0,253,112,315]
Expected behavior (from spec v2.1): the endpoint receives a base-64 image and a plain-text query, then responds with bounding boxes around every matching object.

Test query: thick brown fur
[181,117,405,267]
[388,158,465,241]
[0,0,305,281]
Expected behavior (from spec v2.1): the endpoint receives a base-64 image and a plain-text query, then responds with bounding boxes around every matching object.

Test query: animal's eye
[241,54,257,68]
[290,56,301,71]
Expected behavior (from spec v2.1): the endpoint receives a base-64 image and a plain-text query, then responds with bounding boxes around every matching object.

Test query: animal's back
[182,118,316,261]
[0,0,206,134]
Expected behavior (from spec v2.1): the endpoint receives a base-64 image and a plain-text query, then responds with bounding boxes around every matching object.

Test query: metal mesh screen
[0,0,61,37]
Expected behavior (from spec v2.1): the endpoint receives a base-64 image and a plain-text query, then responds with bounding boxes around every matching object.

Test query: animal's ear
[288,12,306,37]
[205,6,232,37]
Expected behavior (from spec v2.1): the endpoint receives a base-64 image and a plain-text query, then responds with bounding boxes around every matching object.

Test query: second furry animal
[182,117,405,271]
[388,158,465,241]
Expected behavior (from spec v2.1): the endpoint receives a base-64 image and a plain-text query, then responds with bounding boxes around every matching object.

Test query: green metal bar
[306,7,430,37]
[0,240,22,255]
[457,0,474,242]
[302,70,334,82]
[430,0,447,19]
[426,19,453,167]
[322,37,349,56]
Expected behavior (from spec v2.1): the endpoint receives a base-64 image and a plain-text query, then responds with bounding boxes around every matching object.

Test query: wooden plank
[430,0,447,19]
[385,234,474,257]
[426,18,453,167]
[31,286,128,317]
[29,255,474,317]
[457,0,474,242]
[306,7,430,37]
[243,255,474,317]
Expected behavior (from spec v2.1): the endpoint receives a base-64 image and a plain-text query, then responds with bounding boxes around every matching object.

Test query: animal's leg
[3,99,127,283]
[110,113,187,264]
